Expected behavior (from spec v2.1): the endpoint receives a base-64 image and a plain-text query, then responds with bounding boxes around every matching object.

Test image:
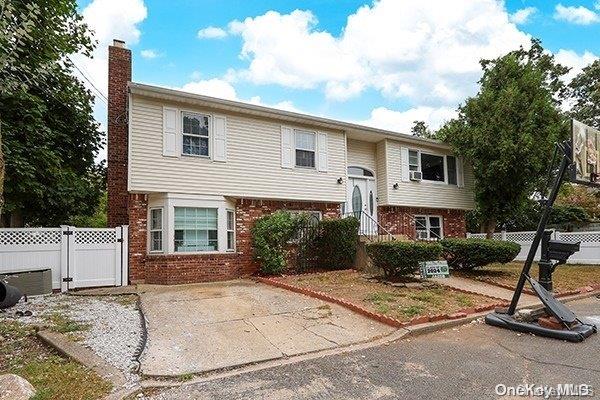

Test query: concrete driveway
[152,296,600,399]
[138,280,395,376]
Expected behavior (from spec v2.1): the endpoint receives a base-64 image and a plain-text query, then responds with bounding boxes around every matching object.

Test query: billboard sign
[571,119,600,186]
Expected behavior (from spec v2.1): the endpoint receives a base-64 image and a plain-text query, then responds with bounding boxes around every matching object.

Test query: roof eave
[128,82,451,150]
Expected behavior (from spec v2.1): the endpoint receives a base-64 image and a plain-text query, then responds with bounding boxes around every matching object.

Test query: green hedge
[440,238,520,270]
[309,216,360,270]
[252,211,305,275]
[365,241,443,278]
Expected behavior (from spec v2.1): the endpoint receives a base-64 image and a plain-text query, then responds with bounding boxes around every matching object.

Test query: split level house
[106,40,476,285]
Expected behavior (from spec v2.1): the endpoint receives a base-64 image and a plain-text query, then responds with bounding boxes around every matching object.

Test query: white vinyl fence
[0,226,128,292]
[467,230,600,265]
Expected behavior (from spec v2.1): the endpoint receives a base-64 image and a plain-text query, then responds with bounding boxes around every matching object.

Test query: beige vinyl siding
[346,139,376,173]
[376,140,388,204]
[129,96,346,202]
[384,140,475,209]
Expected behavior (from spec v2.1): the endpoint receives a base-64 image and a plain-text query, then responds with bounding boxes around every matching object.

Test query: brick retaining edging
[256,276,509,329]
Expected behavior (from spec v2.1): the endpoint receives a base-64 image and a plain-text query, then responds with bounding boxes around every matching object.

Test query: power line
[67,56,109,104]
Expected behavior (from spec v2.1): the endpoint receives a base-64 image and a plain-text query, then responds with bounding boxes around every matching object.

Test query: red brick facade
[107,41,131,228]
[128,197,341,284]
[378,206,466,239]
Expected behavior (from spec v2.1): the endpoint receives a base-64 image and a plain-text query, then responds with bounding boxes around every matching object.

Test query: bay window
[174,207,218,252]
[226,210,235,251]
[149,208,163,252]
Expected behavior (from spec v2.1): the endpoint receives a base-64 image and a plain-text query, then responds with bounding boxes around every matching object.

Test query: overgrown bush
[440,238,520,270]
[252,211,305,275]
[308,216,360,270]
[365,241,443,278]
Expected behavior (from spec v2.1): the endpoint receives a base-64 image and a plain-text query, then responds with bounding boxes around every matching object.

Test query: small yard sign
[419,261,450,279]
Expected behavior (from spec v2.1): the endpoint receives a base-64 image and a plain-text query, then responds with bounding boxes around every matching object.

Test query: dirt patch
[455,262,600,292]
[276,270,496,322]
[0,320,111,400]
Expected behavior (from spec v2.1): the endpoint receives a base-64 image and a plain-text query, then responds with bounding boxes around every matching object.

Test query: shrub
[309,216,360,270]
[365,241,443,278]
[252,211,304,275]
[440,238,520,270]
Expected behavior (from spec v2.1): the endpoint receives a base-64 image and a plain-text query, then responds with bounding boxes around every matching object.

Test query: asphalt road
[153,296,600,400]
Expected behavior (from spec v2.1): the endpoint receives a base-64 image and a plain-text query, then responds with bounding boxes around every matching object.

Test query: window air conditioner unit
[409,171,423,181]
[417,231,429,240]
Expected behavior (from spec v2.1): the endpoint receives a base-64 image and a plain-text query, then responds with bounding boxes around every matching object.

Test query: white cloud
[180,78,238,100]
[554,4,599,25]
[555,49,599,82]
[177,79,300,112]
[140,49,160,59]
[510,7,537,24]
[227,1,531,104]
[197,26,228,39]
[69,0,148,162]
[359,106,457,134]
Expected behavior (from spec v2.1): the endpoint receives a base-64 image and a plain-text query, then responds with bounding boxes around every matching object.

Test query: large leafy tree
[438,39,569,237]
[0,0,104,226]
[569,60,600,129]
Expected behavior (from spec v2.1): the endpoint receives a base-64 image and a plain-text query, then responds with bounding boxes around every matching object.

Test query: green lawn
[0,320,111,400]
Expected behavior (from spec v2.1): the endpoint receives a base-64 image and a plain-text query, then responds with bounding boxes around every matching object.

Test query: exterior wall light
[337,177,344,184]
[393,183,399,189]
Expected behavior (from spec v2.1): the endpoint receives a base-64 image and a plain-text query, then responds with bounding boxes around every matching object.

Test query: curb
[256,276,509,329]
[37,330,127,389]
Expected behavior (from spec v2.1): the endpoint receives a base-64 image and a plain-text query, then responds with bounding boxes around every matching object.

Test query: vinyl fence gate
[0,226,128,292]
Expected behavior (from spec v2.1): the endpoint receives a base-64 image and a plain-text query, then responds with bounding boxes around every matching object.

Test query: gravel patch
[0,294,144,388]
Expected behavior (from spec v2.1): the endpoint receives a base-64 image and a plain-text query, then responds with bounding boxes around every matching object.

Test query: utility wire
[66,56,109,104]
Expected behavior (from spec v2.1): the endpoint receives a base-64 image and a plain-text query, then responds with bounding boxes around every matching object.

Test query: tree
[438,39,569,237]
[569,60,600,129]
[557,183,600,220]
[0,0,103,226]
[411,120,437,139]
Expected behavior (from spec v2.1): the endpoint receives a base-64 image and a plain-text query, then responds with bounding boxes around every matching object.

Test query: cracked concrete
[151,296,600,400]
[138,280,395,376]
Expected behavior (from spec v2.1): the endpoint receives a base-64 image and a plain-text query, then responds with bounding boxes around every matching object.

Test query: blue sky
[75,0,600,159]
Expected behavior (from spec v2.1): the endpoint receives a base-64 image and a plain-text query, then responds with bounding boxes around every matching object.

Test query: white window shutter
[213,115,227,162]
[457,157,465,187]
[317,132,328,172]
[281,126,293,168]
[400,147,410,182]
[162,107,178,157]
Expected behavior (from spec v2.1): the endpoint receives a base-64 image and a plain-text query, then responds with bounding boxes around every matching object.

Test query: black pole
[507,144,571,315]
[538,231,554,291]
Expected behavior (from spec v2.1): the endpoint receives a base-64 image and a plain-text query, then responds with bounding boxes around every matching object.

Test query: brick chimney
[107,39,131,227]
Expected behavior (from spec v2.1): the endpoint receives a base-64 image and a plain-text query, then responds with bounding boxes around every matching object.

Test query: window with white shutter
[213,115,227,162]
[281,126,293,168]
[163,107,178,157]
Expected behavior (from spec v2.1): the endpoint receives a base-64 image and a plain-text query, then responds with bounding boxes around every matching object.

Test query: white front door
[347,177,377,233]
